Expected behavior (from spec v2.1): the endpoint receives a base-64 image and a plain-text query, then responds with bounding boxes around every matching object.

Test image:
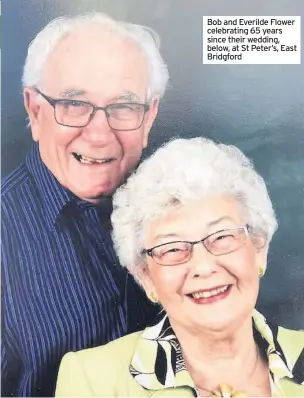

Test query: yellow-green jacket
[56,310,304,397]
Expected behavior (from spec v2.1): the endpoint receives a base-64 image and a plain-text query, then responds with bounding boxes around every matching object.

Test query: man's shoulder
[1,160,41,233]
[1,162,32,201]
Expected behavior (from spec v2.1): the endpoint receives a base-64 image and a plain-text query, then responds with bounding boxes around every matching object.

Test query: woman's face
[141,195,268,333]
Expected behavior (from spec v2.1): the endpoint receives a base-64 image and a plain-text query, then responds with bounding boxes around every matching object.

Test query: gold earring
[258,267,264,277]
[150,292,158,303]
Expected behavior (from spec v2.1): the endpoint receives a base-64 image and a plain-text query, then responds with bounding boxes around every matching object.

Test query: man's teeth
[76,153,109,164]
[192,285,229,299]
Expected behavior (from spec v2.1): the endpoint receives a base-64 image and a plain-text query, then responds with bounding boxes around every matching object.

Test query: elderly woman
[56,138,303,397]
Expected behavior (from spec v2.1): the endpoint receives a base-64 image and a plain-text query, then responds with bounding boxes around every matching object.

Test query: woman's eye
[216,234,231,240]
[166,248,182,253]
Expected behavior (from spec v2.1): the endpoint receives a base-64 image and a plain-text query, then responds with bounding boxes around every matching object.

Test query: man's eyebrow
[59,89,87,98]
[58,90,142,102]
[115,92,141,102]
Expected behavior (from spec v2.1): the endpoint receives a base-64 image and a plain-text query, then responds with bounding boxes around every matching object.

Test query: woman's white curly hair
[111,137,278,281]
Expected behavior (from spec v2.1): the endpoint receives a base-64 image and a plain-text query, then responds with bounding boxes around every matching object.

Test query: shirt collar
[129,309,301,393]
[25,143,76,229]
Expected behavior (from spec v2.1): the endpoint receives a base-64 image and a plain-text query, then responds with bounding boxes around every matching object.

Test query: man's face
[24,25,159,202]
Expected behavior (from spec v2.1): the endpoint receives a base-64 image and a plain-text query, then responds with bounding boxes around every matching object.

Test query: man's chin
[69,172,128,202]
[77,190,113,203]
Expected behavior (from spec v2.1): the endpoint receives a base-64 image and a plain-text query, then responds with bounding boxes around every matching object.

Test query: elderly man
[1,12,168,397]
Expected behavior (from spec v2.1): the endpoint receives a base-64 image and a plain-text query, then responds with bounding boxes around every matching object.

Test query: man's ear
[23,87,42,142]
[142,97,159,148]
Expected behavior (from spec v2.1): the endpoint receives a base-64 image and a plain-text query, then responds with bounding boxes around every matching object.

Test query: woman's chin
[186,307,255,335]
[192,315,237,333]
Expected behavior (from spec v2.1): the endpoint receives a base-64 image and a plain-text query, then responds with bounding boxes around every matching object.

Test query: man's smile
[72,152,115,164]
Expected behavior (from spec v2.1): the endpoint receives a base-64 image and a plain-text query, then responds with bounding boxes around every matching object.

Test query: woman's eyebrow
[207,216,235,228]
[154,233,179,241]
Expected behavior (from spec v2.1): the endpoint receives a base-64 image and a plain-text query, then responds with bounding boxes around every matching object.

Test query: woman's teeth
[191,285,229,299]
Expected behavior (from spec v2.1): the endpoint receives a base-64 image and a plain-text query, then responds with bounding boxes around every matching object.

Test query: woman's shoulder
[75,330,144,363]
[254,310,303,353]
[56,331,145,397]
[277,324,304,346]
[253,310,303,384]
[275,325,304,389]
[277,324,304,339]
[277,325,304,363]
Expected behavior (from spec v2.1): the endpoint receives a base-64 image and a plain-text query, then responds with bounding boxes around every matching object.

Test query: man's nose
[82,109,116,144]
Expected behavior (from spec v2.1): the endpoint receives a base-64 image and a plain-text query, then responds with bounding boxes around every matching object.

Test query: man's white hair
[22,12,169,100]
[111,137,278,280]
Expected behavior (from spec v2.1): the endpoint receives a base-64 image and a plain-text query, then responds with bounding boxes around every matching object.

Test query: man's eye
[69,100,84,107]
[59,100,84,108]
[112,104,139,111]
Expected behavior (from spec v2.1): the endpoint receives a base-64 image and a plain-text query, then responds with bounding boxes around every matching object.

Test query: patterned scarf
[130,309,304,395]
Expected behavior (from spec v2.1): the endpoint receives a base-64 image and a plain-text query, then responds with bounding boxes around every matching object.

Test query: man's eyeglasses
[35,89,150,130]
[141,226,249,266]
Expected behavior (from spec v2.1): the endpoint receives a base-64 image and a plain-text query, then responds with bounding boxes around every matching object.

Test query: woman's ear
[255,238,269,275]
[128,264,157,302]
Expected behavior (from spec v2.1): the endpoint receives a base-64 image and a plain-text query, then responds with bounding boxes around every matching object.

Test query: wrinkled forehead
[42,24,149,99]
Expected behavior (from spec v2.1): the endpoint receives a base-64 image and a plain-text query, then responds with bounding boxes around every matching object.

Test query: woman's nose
[187,243,217,278]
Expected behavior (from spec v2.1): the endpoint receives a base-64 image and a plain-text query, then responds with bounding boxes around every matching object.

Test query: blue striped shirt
[1,143,158,397]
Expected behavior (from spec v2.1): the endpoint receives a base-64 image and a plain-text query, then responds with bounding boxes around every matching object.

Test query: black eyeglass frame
[35,88,150,130]
[141,225,250,264]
